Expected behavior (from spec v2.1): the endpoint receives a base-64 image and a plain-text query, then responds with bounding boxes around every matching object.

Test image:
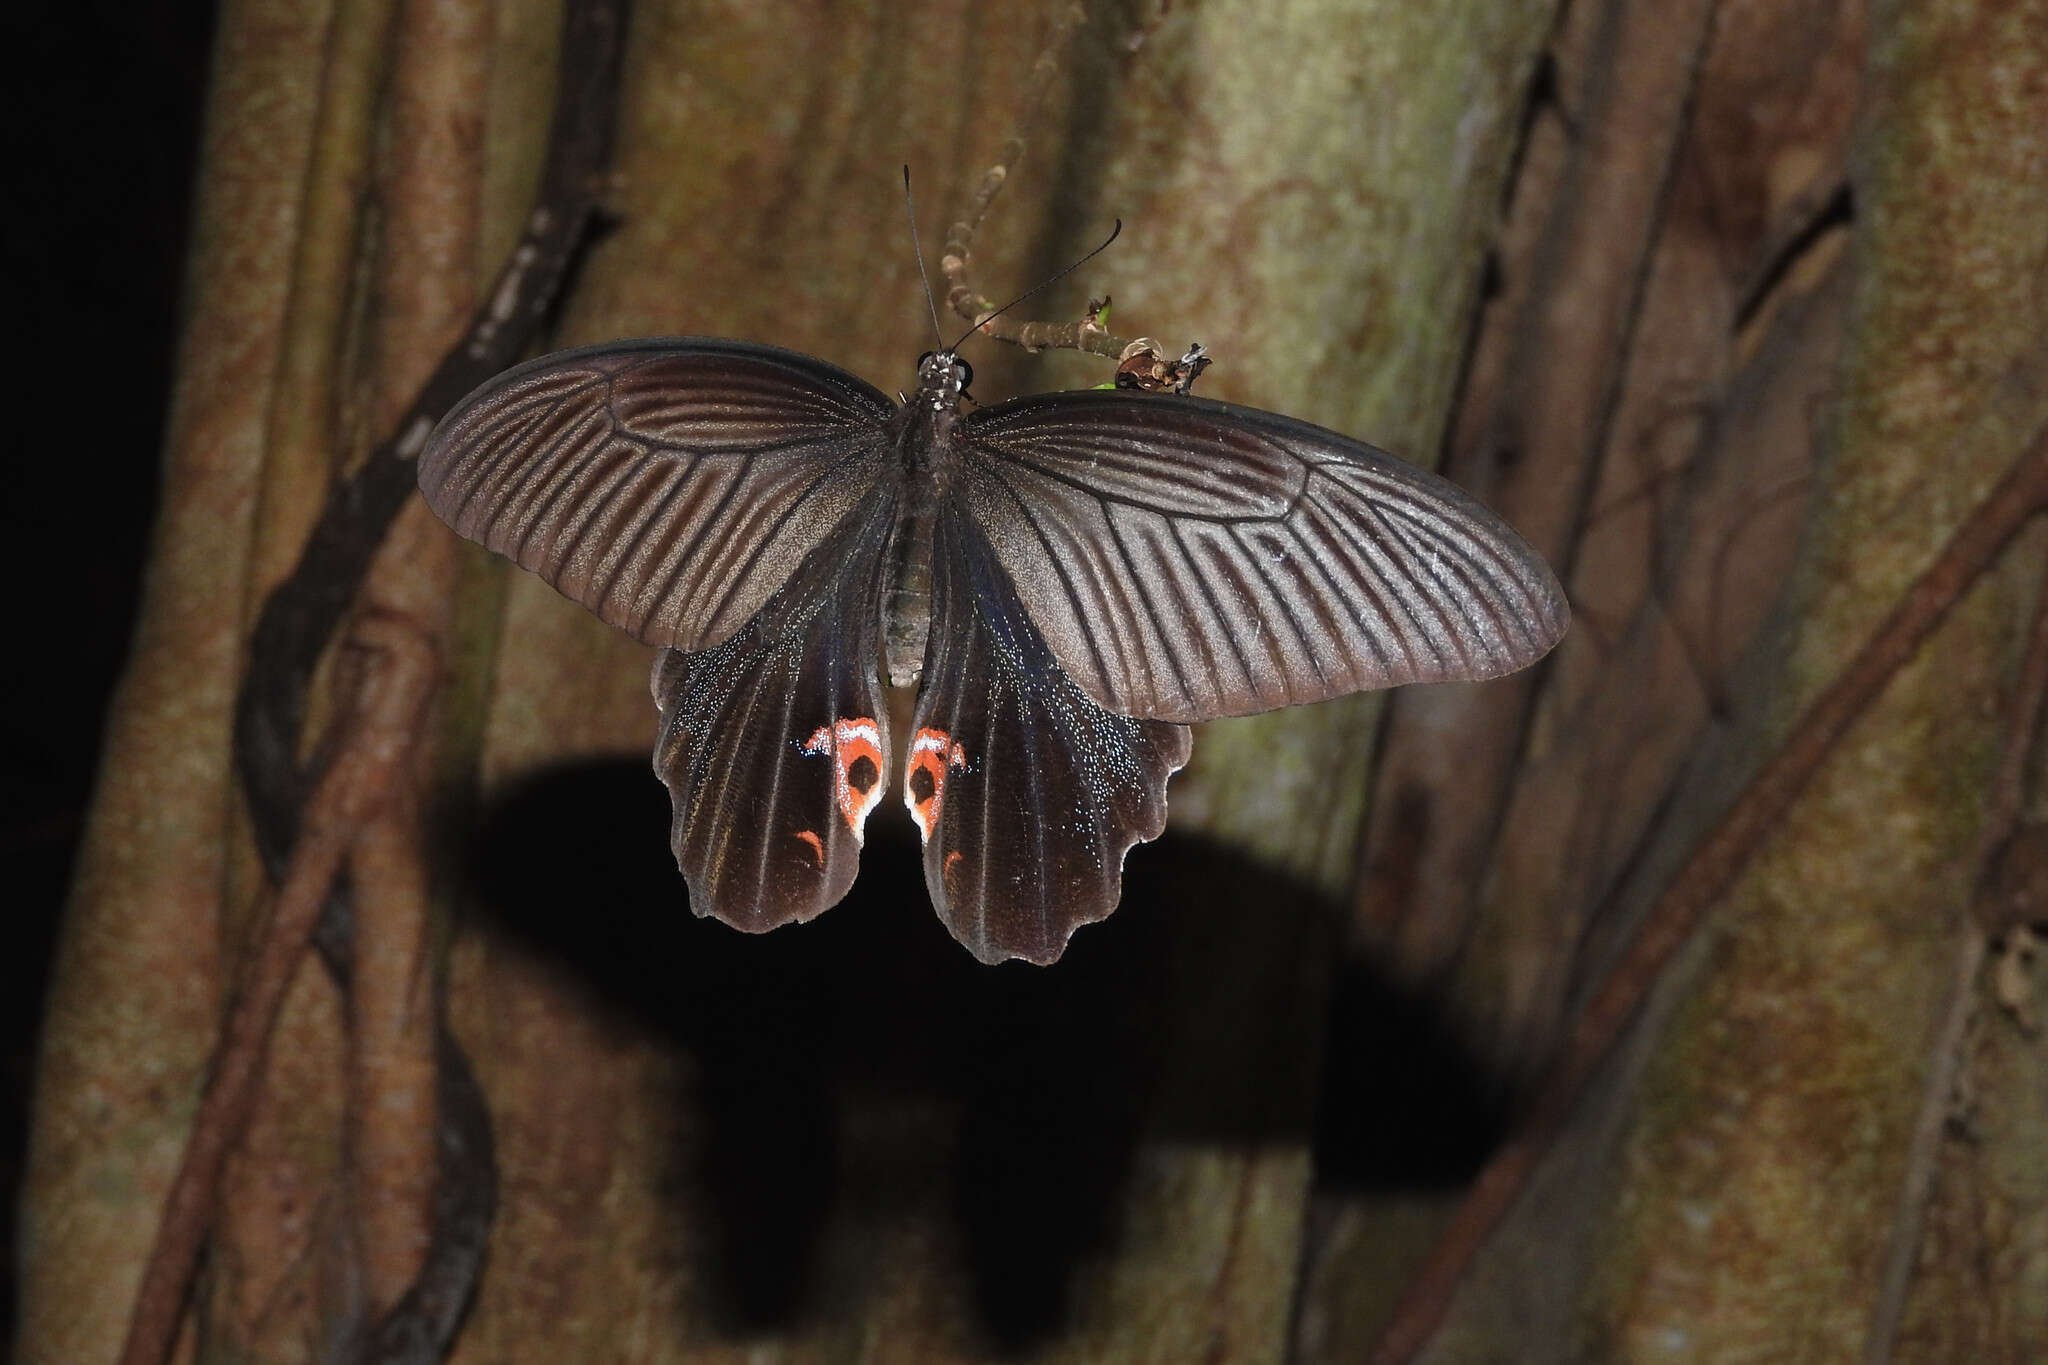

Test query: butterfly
[417,335,1568,964]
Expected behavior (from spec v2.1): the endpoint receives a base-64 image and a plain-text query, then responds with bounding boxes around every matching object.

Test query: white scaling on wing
[904,727,967,844]
[802,716,886,842]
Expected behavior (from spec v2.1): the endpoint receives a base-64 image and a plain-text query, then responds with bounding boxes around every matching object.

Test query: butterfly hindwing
[909,502,1193,965]
[418,338,894,652]
[955,390,1570,722]
[652,488,894,932]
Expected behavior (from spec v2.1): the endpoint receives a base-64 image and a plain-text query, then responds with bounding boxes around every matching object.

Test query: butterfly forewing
[908,503,1192,965]
[652,486,896,932]
[955,390,1570,723]
[417,338,895,652]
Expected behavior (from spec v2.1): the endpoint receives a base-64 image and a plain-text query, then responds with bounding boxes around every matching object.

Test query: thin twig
[1985,568,2048,834]
[938,1,1083,311]
[234,0,630,874]
[1369,419,2048,1365]
[1859,931,1984,1365]
[1862,545,2048,1364]
[936,2,1131,361]
[120,617,440,1365]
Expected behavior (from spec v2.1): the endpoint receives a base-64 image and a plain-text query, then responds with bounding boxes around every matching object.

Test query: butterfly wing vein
[652,487,895,932]
[417,339,895,652]
[911,504,1191,965]
[957,390,1569,723]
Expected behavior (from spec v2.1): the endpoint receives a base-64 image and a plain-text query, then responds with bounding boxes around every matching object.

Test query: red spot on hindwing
[904,727,967,845]
[802,716,885,843]
[793,829,825,866]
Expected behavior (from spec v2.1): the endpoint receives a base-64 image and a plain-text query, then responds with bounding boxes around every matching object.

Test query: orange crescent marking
[793,829,825,867]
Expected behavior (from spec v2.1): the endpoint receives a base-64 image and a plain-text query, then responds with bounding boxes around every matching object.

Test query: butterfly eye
[953,358,973,390]
[917,350,935,369]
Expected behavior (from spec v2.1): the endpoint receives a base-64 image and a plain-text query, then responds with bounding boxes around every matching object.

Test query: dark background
[2,0,220,1326]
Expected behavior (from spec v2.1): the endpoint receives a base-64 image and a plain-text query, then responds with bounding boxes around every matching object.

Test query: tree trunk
[21,0,2048,1362]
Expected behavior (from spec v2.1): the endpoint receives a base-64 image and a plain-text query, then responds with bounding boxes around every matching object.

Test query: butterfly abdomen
[879,407,949,689]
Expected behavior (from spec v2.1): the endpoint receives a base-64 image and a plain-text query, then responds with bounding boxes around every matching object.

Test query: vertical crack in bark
[1352,0,1723,990]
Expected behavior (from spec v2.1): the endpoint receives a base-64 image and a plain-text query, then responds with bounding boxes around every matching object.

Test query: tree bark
[23,0,2048,1362]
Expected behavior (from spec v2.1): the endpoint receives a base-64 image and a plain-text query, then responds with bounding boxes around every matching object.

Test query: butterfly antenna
[948,218,1123,353]
[903,166,946,348]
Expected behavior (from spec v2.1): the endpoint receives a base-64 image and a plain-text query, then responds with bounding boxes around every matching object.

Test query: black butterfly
[417,337,1568,964]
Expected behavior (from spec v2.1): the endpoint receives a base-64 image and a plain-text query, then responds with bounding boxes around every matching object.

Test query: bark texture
[21,0,2048,1362]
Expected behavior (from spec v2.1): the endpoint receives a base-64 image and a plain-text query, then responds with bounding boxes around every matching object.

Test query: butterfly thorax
[879,353,967,688]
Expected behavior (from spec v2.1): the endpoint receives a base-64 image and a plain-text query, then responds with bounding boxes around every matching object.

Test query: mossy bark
[1585,2,2048,1357]
[1367,1,2048,1361]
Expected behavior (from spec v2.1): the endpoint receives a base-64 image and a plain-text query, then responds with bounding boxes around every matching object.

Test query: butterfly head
[914,350,973,411]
